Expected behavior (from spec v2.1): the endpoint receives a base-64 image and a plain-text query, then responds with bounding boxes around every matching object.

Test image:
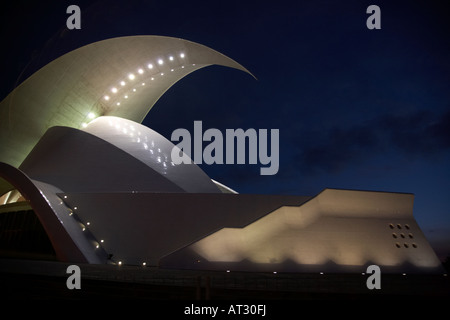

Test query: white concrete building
[0,36,443,274]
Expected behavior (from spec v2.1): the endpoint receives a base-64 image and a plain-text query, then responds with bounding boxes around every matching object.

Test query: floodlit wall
[161,189,444,273]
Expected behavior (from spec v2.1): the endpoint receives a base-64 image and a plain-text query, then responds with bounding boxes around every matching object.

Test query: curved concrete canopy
[0,36,254,168]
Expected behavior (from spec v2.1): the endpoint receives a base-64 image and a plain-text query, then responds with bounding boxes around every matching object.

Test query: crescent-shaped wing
[0,35,254,168]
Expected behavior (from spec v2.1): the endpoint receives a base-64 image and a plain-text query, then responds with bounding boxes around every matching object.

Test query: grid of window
[389,223,417,249]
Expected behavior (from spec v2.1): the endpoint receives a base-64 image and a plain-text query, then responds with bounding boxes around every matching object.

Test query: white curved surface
[19,126,186,193]
[83,116,219,193]
[0,36,254,168]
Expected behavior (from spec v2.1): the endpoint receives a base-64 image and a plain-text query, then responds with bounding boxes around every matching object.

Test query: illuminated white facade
[162,189,442,273]
[0,36,444,273]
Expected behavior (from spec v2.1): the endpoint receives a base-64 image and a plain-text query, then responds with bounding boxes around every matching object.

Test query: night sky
[1,0,449,260]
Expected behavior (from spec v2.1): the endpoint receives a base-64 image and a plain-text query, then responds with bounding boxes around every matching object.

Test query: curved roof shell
[0,35,253,168]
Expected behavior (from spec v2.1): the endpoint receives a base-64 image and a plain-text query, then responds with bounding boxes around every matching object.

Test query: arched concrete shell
[0,35,254,168]
[20,117,219,193]
[82,116,219,193]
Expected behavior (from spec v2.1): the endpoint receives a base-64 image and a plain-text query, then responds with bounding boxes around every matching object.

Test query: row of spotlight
[60,194,148,267]
[80,52,191,129]
[102,52,187,103]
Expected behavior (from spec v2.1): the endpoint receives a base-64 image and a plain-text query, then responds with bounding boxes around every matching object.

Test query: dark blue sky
[1,0,449,259]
